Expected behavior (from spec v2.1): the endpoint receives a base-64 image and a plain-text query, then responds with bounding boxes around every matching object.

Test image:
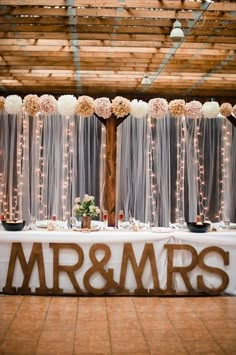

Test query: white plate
[36,220,66,228]
[151,227,173,233]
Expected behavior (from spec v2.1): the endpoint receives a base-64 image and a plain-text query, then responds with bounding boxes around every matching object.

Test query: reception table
[0,228,236,296]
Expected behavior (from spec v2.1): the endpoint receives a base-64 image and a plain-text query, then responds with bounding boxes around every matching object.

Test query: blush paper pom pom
[148,98,168,119]
[40,95,57,114]
[94,97,111,119]
[185,101,202,119]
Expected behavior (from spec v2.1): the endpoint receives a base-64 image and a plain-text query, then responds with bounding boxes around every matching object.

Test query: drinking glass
[129,216,135,228]
[103,210,108,228]
[118,210,124,228]
[29,216,36,230]
[178,217,185,230]
[70,216,77,229]
[224,218,230,231]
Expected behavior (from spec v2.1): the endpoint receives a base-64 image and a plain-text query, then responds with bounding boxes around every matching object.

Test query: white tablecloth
[0,229,236,295]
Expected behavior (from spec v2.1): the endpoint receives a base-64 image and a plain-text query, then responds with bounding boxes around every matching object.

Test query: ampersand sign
[83,243,118,295]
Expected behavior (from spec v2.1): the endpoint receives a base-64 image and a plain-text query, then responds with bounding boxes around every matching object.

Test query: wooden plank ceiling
[0,0,235,99]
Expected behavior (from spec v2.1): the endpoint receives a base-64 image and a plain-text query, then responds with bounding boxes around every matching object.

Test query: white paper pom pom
[131,99,148,119]
[5,95,22,114]
[57,95,77,116]
[202,101,219,119]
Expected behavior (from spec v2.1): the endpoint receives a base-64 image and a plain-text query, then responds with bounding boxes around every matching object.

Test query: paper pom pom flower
[112,96,131,118]
[5,95,22,115]
[232,104,236,118]
[23,95,40,116]
[219,102,233,117]
[202,101,219,119]
[40,94,57,114]
[169,99,185,118]
[57,95,77,116]
[0,97,5,111]
[185,101,202,119]
[148,98,168,119]
[94,97,111,119]
[75,95,94,117]
[130,99,148,119]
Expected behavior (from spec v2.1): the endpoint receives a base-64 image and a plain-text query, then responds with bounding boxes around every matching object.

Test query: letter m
[119,243,162,294]
[3,243,49,294]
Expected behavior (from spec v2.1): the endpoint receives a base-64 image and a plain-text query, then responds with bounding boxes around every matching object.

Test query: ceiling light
[170,20,185,42]
[141,74,151,85]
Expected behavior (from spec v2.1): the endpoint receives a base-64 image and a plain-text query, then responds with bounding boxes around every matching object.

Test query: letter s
[197,246,229,294]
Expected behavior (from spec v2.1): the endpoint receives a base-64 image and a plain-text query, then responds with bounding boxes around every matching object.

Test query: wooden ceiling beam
[1,1,235,11]
[0,7,234,21]
[0,24,235,38]
[1,16,236,33]
[0,32,235,46]
[0,1,235,98]
[2,56,235,65]
[0,39,235,50]
[0,44,233,56]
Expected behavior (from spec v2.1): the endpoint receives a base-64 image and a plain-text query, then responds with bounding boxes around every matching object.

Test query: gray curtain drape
[0,112,235,225]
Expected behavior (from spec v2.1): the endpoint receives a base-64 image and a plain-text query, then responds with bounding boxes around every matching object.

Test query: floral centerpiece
[73,194,100,229]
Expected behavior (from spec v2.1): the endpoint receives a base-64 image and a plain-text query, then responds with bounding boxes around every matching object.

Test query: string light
[175,115,185,223]
[195,118,208,221]
[99,125,106,212]
[10,112,29,220]
[219,118,232,221]
[36,115,47,219]
[61,115,74,220]
[148,116,158,225]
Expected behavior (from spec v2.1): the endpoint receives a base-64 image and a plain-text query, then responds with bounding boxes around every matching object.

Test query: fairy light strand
[219,118,232,221]
[175,116,185,223]
[99,125,106,212]
[148,116,158,225]
[195,118,208,220]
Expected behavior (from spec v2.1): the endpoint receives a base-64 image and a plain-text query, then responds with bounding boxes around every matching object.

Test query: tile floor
[0,295,236,354]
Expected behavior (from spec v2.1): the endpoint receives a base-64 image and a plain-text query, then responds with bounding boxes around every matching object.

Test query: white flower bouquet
[73,194,100,218]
